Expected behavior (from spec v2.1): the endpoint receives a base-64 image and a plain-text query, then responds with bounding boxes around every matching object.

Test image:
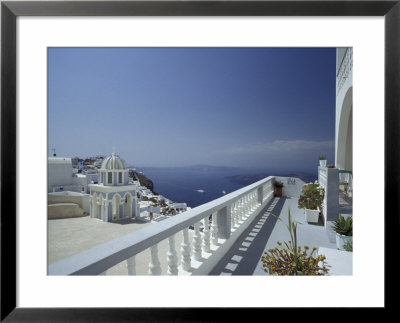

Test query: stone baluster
[167,235,178,275]
[262,184,266,202]
[210,213,218,246]
[148,244,162,275]
[230,204,235,230]
[127,256,136,275]
[249,192,253,210]
[239,198,244,222]
[233,202,238,227]
[202,216,211,253]
[192,221,202,261]
[181,228,191,271]
[245,195,249,216]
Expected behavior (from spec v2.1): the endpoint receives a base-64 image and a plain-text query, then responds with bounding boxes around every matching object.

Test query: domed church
[89,152,139,222]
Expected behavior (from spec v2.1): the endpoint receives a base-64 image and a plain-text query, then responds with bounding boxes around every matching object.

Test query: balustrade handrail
[336,48,349,78]
[48,176,275,275]
[336,47,352,96]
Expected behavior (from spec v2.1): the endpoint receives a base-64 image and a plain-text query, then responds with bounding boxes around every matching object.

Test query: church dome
[101,153,127,170]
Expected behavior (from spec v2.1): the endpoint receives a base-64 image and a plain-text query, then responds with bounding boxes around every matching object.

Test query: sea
[135,166,317,208]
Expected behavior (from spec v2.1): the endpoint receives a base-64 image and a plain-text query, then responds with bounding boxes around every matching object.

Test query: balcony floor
[49,179,352,275]
[210,195,348,276]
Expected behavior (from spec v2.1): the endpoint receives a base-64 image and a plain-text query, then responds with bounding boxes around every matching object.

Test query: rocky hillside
[132,171,156,194]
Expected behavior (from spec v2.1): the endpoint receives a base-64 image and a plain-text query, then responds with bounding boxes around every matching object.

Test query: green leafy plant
[298,183,324,210]
[261,210,329,276]
[274,180,284,188]
[332,215,352,236]
[319,156,326,160]
[343,240,353,252]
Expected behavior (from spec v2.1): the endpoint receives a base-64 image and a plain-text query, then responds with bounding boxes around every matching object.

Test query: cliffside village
[48,153,188,222]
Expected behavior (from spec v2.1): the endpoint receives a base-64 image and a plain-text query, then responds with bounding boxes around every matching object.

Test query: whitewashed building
[89,152,140,222]
[48,157,90,193]
[335,47,353,172]
[318,47,353,225]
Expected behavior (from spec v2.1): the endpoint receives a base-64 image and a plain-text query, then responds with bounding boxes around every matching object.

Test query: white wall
[335,48,353,171]
[275,176,306,198]
[48,157,74,192]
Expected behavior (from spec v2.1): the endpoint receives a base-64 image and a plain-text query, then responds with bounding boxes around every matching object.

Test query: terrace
[48,47,353,277]
[48,174,352,276]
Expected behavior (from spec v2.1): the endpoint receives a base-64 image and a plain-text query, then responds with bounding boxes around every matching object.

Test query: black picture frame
[1,0,398,321]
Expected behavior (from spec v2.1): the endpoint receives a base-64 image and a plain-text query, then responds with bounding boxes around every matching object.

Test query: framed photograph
[1,0,398,320]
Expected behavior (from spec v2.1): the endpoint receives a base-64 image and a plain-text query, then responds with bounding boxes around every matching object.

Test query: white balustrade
[210,212,218,246]
[245,195,250,216]
[192,221,202,261]
[239,198,244,221]
[241,197,246,219]
[336,48,353,96]
[167,235,178,275]
[202,216,211,253]
[127,256,136,275]
[234,201,239,227]
[181,228,191,271]
[148,244,161,275]
[48,176,275,276]
[230,204,235,230]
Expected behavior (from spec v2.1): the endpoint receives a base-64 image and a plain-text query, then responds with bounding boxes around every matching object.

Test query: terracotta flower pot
[274,187,282,197]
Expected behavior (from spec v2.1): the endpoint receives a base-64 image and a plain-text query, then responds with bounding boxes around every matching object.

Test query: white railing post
[239,198,244,221]
[193,221,202,261]
[148,244,162,275]
[230,204,235,230]
[181,228,191,271]
[167,235,178,275]
[127,256,136,275]
[211,212,218,246]
[234,201,239,227]
[202,216,211,253]
[245,194,250,216]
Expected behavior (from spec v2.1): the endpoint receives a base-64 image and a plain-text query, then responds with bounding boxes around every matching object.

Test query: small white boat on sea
[222,190,226,194]
[197,189,205,193]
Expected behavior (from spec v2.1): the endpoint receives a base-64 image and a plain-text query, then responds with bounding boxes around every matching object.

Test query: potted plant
[298,183,324,223]
[261,210,329,275]
[332,215,352,250]
[274,180,284,197]
[319,156,327,167]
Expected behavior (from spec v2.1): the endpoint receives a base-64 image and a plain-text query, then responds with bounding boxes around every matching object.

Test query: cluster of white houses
[48,152,187,221]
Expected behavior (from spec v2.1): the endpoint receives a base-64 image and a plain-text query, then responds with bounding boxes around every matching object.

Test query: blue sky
[48,47,336,172]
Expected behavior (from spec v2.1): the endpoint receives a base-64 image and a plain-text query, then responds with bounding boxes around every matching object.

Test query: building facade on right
[335,47,353,172]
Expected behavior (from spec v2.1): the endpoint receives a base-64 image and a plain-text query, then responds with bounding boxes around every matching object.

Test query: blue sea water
[137,167,247,208]
[135,166,317,209]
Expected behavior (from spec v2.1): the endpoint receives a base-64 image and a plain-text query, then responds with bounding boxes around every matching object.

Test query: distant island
[133,165,318,189]
[137,165,245,173]
[227,172,318,186]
